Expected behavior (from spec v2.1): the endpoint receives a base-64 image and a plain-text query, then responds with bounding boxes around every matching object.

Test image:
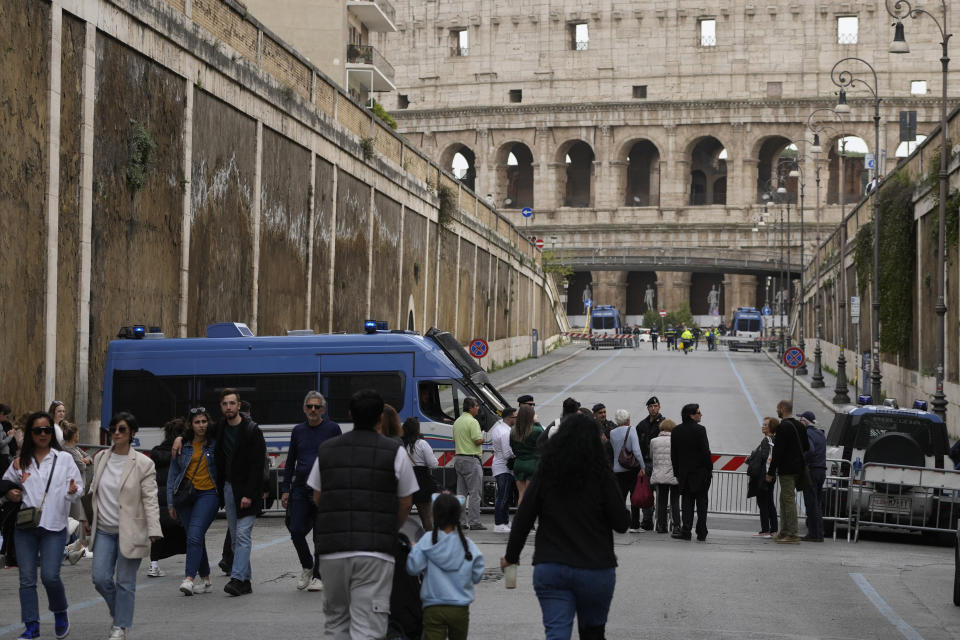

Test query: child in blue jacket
[406,493,485,640]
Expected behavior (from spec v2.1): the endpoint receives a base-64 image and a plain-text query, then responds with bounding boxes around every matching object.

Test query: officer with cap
[635,396,664,530]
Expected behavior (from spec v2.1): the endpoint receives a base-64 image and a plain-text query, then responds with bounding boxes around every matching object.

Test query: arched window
[756,136,798,203]
[449,146,476,191]
[689,137,727,205]
[562,141,594,207]
[497,143,534,209]
[827,136,868,205]
[625,141,660,206]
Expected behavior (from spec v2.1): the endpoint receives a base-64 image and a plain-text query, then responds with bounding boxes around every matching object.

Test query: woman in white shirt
[89,413,162,640]
[2,410,83,640]
[401,417,439,530]
[608,410,645,532]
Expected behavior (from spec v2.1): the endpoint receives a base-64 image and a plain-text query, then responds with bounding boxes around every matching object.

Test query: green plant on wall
[918,145,960,264]
[126,119,156,193]
[370,100,397,130]
[437,182,456,229]
[360,137,376,161]
[875,171,916,357]
[853,224,873,297]
[541,250,573,286]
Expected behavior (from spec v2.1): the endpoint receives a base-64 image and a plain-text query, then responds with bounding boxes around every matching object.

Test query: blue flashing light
[913,400,928,411]
[132,325,146,339]
[364,320,378,334]
[857,395,872,405]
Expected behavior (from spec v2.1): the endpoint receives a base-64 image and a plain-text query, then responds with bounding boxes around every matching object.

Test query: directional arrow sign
[521,207,533,218]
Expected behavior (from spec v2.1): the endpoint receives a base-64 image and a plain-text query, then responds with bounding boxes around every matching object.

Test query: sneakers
[146,564,165,578]
[66,546,84,565]
[194,579,213,594]
[218,559,232,575]
[179,578,194,596]
[468,523,487,531]
[297,567,312,590]
[493,524,511,533]
[307,578,323,592]
[17,621,39,640]
[639,521,654,531]
[774,535,802,544]
[626,528,641,533]
[224,578,253,596]
[108,626,126,640]
[752,530,771,537]
[54,611,69,639]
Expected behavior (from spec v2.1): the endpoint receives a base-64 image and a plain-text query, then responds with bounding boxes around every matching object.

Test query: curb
[761,349,838,415]
[497,346,589,391]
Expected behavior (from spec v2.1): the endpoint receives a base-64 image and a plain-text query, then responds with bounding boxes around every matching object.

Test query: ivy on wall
[854,225,872,297]
[918,145,960,264]
[877,172,916,356]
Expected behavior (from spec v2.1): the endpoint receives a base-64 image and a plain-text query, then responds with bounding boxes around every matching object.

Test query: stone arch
[825,134,869,205]
[754,135,799,203]
[620,139,661,206]
[439,143,476,192]
[494,141,534,209]
[687,136,727,205]
[556,139,595,208]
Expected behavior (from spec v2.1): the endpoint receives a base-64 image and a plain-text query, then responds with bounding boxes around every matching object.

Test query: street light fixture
[886,0,951,421]
[831,56,883,403]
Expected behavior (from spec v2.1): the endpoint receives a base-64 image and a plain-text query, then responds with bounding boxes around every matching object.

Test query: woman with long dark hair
[168,408,218,596]
[2,411,84,640]
[509,404,543,503]
[501,413,628,640]
[402,417,438,530]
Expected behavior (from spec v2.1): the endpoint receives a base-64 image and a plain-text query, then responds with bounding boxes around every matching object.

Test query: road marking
[0,534,291,637]
[849,573,924,640]
[723,350,764,425]
[540,348,625,407]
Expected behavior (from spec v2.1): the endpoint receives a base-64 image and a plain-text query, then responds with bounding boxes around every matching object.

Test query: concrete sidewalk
[487,342,586,392]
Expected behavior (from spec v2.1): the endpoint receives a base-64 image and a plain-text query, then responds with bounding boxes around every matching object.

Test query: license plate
[869,494,911,513]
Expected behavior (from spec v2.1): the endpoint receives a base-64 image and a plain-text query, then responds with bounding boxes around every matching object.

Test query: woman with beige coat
[88,413,162,640]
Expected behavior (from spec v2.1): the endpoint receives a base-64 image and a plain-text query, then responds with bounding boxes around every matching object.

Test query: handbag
[173,453,202,510]
[16,455,58,530]
[631,473,654,509]
[617,433,641,469]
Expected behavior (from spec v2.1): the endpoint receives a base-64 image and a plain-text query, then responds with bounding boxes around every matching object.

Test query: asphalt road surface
[2,347,957,639]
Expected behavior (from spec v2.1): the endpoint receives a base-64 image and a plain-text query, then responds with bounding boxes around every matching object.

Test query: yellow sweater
[187,441,215,491]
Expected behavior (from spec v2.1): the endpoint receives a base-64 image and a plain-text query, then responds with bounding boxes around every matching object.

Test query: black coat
[636,413,664,461]
[746,437,773,498]
[769,418,808,477]
[670,419,713,494]
[213,415,266,518]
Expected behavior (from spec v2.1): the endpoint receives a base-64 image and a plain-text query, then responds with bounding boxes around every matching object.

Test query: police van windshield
[418,380,505,424]
[736,318,761,332]
[592,316,617,330]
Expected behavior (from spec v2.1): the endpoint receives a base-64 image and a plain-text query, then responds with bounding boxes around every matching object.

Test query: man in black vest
[308,389,418,639]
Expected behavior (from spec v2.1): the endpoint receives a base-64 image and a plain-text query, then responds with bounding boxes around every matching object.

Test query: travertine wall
[0,0,565,436]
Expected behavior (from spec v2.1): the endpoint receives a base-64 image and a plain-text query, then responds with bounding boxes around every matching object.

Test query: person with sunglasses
[89,413,162,640]
[280,391,341,592]
[2,411,84,640]
[168,408,219,595]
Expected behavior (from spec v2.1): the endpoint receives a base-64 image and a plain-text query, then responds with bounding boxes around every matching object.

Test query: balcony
[346,0,396,32]
[346,44,396,92]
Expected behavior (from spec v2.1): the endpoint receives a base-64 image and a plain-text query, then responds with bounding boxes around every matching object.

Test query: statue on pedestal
[644,285,655,312]
[707,285,720,316]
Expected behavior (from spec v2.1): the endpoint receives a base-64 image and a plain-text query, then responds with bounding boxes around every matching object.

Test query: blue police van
[728,307,763,352]
[589,305,627,349]
[101,322,508,453]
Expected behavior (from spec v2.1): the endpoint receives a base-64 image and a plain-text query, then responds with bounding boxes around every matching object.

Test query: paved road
[507,343,832,454]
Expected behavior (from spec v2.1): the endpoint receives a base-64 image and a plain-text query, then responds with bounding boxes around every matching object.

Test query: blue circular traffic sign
[784,347,805,369]
[469,339,489,358]
[521,207,533,218]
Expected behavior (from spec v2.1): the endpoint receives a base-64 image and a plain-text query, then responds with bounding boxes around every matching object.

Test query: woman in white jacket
[649,419,681,534]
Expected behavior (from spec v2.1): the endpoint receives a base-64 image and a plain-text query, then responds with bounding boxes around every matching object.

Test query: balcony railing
[450,46,469,57]
[346,44,395,84]
[346,0,396,31]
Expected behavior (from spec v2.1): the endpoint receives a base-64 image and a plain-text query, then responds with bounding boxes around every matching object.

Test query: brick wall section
[337,98,371,139]
[374,123,402,166]
[163,0,186,14]
[261,34,311,99]
[314,80,336,117]
[192,0,258,62]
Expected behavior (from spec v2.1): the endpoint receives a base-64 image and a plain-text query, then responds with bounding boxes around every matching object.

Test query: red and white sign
[469,338,489,358]
[659,309,667,318]
[535,237,544,249]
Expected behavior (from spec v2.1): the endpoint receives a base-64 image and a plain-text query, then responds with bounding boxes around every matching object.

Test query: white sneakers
[179,579,194,596]
[493,524,512,533]
[146,564,165,578]
[307,578,323,592]
[180,578,213,595]
[297,568,313,590]
[65,541,85,566]
[108,627,125,640]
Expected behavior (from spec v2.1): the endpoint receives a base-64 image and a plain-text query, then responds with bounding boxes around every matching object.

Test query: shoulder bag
[617,431,642,469]
[173,451,202,510]
[16,454,58,529]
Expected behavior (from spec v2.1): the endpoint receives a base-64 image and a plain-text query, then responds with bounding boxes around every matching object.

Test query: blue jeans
[494,473,515,526]
[92,530,142,629]
[224,482,256,581]
[14,526,68,624]
[286,485,319,578]
[177,489,219,579]
[532,563,616,640]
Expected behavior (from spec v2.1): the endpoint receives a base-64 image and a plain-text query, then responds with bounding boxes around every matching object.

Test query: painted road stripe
[849,573,924,640]
[540,348,625,407]
[0,534,291,637]
[724,350,764,425]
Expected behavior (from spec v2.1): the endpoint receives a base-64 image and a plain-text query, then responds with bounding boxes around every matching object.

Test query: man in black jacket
[635,396,664,530]
[765,399,809,544]
[214,388,266,596]
[309,389,417,640]
[670,403,712,541]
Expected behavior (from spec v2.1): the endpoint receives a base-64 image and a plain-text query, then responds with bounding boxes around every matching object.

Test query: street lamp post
[810,161,825,387]
[832,57,883,402]
[780,153,809,373]
[887,0,951,420]
[808,109,850,400]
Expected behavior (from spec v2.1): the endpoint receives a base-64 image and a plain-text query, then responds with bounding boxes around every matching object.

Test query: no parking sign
[783,347,805,369]
[469,338,489,359]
